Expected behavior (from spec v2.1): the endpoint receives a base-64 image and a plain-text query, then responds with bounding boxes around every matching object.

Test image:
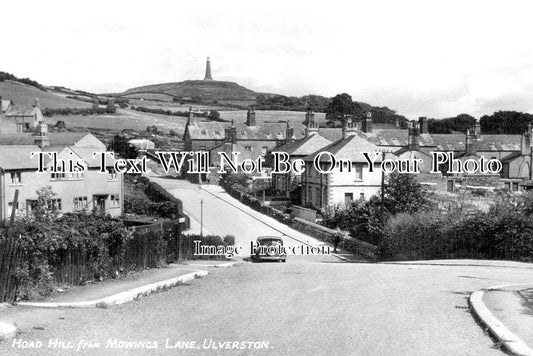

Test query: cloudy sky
[2,0,532,119]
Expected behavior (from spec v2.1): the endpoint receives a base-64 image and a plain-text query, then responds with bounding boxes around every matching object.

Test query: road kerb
[16,270,208,309]
[0,322,17,340]
[469,284,533,356]
[182,261,243,268]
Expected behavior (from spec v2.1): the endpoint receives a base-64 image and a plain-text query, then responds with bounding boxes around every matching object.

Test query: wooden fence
[0,219,182,303]
[0,235,23,303]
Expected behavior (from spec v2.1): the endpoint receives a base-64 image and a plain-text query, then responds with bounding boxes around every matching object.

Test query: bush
[7,211,130,300]
[223,235,236,245]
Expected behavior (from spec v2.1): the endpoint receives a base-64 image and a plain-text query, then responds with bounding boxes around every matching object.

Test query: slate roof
[187,119,306,141]
[304,135,384,163]
[5,105,38,116]
[431,134,521,152]
[0,132,90,147]
[500,151,522,162]
[67,147,115,168]
[0,145,47,169]
[209,142,256,161]
[318,128,434,148]
[275,134,332,156]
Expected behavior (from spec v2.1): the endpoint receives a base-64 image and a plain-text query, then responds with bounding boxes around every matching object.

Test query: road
[2,177,533,355]
[149,176,339,262]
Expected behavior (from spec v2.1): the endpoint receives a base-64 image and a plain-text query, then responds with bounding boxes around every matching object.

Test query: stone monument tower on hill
[204,57,213,80]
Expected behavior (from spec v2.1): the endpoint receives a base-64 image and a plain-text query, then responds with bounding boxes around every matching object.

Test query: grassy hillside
[0,81,91,109]
[122,80,257,103]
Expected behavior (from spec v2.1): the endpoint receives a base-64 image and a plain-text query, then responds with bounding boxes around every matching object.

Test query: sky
[1,0,532,119]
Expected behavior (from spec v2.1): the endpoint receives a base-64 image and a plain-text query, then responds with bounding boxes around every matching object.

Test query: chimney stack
[465,129,477,156]
[408,123,420,151]
[34,119,50,148]
[342,118,356,139]
[474,121,481,136]
[419,117,428,134]
[246,106,256,126]
[362,112,373,133]
[225,122,237,144]
[521,123,532,155]
[304,107,315,125]
[285,122,294,144]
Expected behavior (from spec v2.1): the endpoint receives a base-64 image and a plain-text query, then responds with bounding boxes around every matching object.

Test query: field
[43,108,326,137]
[44,109,187,134]
[0,81,92,109]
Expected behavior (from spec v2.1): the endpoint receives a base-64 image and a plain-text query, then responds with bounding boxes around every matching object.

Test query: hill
[0,80,91,109]
[121,80,257,105]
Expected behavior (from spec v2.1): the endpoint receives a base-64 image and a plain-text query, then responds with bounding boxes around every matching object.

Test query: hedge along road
[147,176,339,262]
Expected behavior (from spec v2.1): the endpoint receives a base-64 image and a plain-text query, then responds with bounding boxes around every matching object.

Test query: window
[261,146,268,156]
[48,199,62,211]
[344,193,353,205]
[307,186,312,202]
[108,169,117,180]
[315,188,320,203]
[354,164,363,181]
[359,192,365,200]
[512,182,519,192]
[110,194,120,207]
[10,172,21,184]
[74,197,88,210]
[8,202,19,215]
[50,168,66,180]
[70,171,84,179]
[245,146,252,152]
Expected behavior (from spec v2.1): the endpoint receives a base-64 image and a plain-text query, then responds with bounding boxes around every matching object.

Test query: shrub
[223,235,236,246]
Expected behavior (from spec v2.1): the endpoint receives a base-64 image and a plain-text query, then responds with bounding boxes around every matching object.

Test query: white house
[302,121,385,209]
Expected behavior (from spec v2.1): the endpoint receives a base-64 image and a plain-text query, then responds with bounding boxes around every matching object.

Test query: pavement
[0,263,221,341]
[470,284,533,356]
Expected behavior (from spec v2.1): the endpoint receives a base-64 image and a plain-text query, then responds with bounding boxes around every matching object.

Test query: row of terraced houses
[0,96,123,220]
[184,108,533,209]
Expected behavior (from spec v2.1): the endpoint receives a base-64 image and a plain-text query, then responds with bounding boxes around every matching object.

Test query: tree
[208,110,220,120]
[105,100,116,114]
[54,120,67,132]
[480,111,533,134]
[33,186,60,222]
[378,173,432,216]
[110,135,137,159]
[428,114,476,134]
[325,93,355,124]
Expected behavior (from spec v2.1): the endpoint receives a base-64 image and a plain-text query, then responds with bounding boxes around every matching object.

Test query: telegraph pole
[200,199,204,237]
[380,151,385,224]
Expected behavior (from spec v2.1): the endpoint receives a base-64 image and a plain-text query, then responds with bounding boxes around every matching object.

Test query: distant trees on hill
[480,111,533,134]
[427,114,476,134]
[427,111,533,134]
[325,93,406,127]
[0,71,47,91]
[255,94,329,112]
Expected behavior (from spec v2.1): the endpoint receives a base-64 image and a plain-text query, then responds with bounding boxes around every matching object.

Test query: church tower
[204,57,213,80]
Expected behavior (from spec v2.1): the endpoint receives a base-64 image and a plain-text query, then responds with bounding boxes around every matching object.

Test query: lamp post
[200,199,204,237]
